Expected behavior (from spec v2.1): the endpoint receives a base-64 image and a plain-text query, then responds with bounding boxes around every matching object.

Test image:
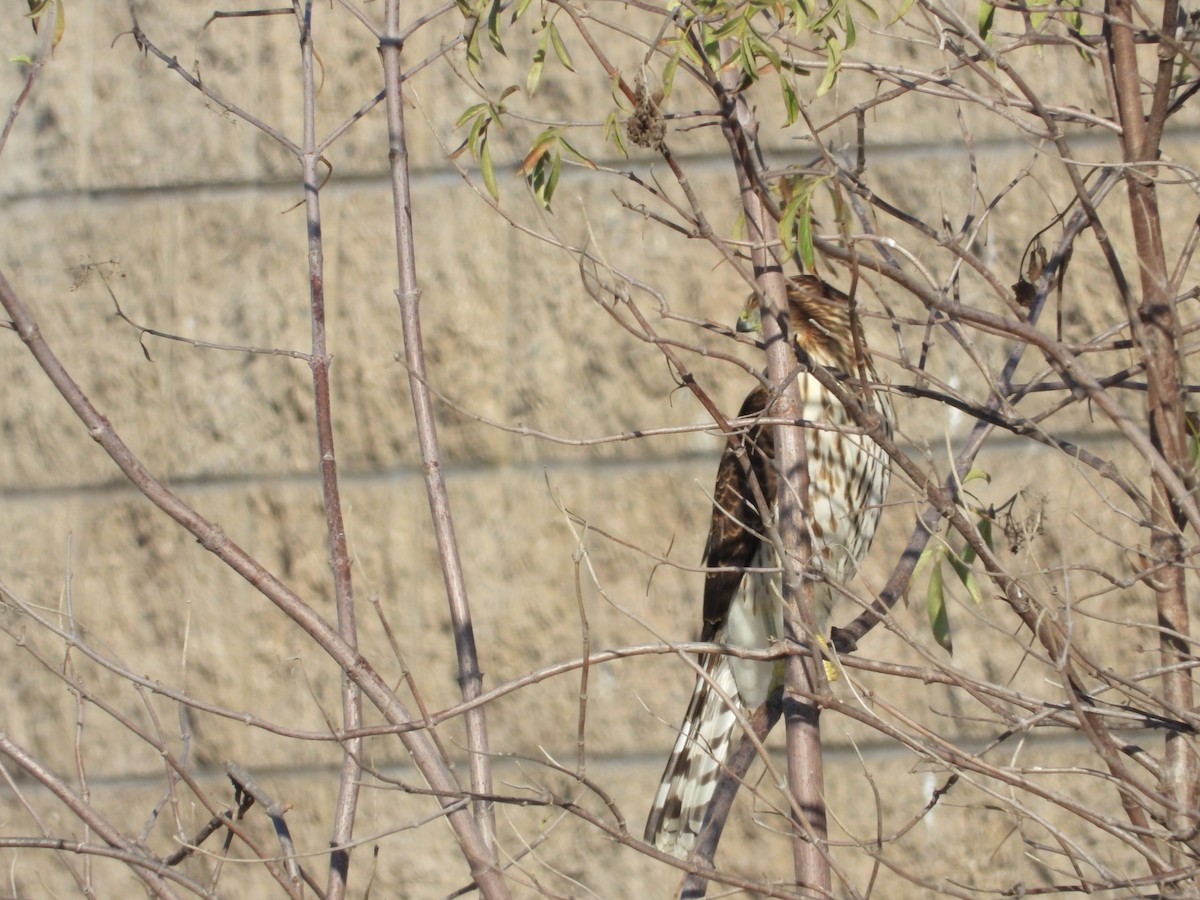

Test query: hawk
[645,275,892,858]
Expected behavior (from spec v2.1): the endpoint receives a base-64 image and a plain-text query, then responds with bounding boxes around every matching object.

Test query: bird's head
[737,276,856,370]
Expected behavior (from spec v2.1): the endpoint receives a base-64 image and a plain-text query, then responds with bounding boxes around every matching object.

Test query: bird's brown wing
[700,385,776,643]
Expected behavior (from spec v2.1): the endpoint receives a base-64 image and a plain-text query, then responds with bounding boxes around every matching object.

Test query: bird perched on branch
[645,275,892,859]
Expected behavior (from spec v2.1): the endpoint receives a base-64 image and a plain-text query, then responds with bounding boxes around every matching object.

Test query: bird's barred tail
[644,653,744,859]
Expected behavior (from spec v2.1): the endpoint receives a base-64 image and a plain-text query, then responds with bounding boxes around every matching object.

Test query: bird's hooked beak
[736,299,762,334]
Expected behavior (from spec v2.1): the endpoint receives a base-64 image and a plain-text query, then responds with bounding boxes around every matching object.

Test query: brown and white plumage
[645,276,892,858]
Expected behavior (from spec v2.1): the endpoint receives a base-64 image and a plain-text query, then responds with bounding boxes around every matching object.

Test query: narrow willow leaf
[816,36,841,96]
[978,0,995,39]
[51,0,65,48]
[558,135,597,170]
[780,184,817,269]
[825,179,852,237]
[794,206,815,271]
[467,112,489,151]
[907,542,943,599]
[978,517,994,552]
[529,149,561,210]
[962,466,991,485]
[512,0,535,22]
[455,102,488,129]
[749,29,781,69]
[737,34,756,82]
[527,42,546,95]
[548,21,574,71]
[854,0,881,24]
[955,513,993,571]
[487,0,506,54]
[604,110,629,157]
[779,191,804,255]
[519,130,558,174]
[662,46,683,97]
[959,516,993,568]
[927,561,953,653]
[701,30,722,70]
[480,138,499,200]
[890,0,916,24]
[674,34,704,69]
[779,74,799,126]
[465,25,483,80]
[28,0,66,49]
[948,552,983,606]
[546,151,561,201]
[711,13,746,40]
[1064,0,1083,32]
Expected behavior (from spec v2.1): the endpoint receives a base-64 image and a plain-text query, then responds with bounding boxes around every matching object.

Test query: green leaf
[27,0,66,49]
[854,0,881,24]
[1064,0,1083,32]
[978,0,995,39]
[927,561,953,653]
[480,138,499,200]
[528,151,561,209]
[455,102,488,130]
[978,517,994,552]
[521,128,565,209]
[909,542,943,593]
[793,205,814,271]
[816,36,841,97]
[826,179,852,239]
[548,21,574,71]
[51,0,65,47]
[557,134,597,169]
[487,0,506,54]
[947,551,983,606]
[520,128,560,173]
[603,110,629,157]
[890,0,916,24]
[779,183,817,270]
[512,0,536,22]
[466,111,489,149]
[779,74,799,127]
[465,24,483,80]
[545,151,561,201]
[748,28,781,70]
[780,194,800,255]
[962,466,991,485]
[959,517,993,568]
[711,13,746,41]
[662,45,683,98]
[527,36,546,95]
[791,2,809,31]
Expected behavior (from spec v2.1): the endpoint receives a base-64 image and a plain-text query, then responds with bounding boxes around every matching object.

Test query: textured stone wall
[1,2,1198,898]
